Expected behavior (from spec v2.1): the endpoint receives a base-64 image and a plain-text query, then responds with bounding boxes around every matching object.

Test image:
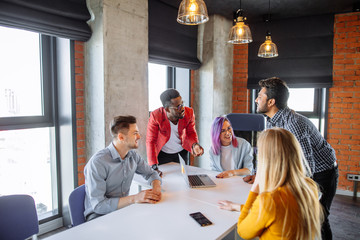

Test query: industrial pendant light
[258,0,278,58]
[228,0,252,44]
[177,0,209,25]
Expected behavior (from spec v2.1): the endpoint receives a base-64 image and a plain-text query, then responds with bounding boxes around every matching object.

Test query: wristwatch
[151,164,158,170]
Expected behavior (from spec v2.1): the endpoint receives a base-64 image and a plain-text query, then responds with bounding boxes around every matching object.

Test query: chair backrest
[227,113,266,172]
[68,184,86,227]
[226,113,266,132]
[0,194,39,240]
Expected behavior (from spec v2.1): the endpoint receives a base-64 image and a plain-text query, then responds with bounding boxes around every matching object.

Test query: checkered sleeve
[286,120,315,174]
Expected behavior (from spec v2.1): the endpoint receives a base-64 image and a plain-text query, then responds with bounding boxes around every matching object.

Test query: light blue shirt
[84,143,161,218]
[209,137,253,173]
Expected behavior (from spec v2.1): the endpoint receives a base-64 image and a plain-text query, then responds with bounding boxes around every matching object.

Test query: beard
[256,103,269,114]
[127,141,139,149]
[176,110,185,119]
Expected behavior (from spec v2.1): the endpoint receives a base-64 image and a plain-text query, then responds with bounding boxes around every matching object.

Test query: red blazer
[146,107,199,165]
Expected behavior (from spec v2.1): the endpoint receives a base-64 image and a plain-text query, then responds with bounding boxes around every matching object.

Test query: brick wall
[232,44,251,113]
[74,41,86,186]
[329,12,360,192]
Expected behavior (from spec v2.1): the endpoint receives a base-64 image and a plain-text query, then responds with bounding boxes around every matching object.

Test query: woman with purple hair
[209,116,253,178]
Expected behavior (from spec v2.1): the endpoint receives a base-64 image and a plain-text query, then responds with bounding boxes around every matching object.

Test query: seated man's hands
[191,143,204,157]
[243,174,256,184]
[216,170,234,178]
[135,189,161,204]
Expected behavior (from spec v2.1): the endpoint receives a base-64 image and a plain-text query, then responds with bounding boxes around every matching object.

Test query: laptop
[178,154,216,188]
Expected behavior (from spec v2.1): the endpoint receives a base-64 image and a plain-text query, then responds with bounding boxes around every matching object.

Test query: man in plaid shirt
[245,77,338,240]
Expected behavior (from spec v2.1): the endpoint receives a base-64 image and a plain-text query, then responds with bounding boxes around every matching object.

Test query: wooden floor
[38,194,360,239]
[329,194,360,240]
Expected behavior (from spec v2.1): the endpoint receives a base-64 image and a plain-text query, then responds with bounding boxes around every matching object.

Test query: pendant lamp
[258,31,278,58]
[258,0,278,58]
[228,0,253,44]
[177,0,209,25]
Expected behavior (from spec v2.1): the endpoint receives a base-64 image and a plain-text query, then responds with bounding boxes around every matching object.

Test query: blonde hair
[256,128,323,240]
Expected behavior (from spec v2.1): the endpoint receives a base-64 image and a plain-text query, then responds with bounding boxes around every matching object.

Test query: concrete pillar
[85,0,149,159]
[193,15,233,169]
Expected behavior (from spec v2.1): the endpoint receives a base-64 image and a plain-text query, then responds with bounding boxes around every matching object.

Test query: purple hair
[211,116,238,155]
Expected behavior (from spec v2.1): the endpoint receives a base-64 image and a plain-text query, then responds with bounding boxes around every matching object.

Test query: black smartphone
[189,212,213,227]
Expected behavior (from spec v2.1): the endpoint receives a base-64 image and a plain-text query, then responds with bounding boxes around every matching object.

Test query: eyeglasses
[221,126,232,134]
[169,102,184,111]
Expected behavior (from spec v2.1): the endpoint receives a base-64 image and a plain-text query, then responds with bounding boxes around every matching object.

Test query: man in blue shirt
[246,77,338,240]
[84,115,162,221]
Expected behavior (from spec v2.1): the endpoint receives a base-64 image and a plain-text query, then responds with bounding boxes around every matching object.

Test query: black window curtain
[149,0,201,69]
[0,0,92,41]
[248,14,334,89]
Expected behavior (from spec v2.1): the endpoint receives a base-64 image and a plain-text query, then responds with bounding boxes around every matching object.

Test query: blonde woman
[218,128,323,240]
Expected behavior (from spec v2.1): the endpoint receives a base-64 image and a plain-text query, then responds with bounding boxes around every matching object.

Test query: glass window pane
[148,63,167,111]
[0,26,42,118]
[175,67,190,107]
[0,128,58,220]
[288,88,314,112]
[309,118,319,131]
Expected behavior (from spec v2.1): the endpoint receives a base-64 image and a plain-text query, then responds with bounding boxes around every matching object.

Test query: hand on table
[243,174,256,184]
[216,170,234,178]
[135,189,161,204]
[218,200,240,212]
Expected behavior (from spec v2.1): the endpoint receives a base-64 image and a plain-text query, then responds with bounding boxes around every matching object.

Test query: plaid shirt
[266,107,336,174]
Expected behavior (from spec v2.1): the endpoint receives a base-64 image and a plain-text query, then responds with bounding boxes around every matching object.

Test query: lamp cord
[266,0,271,34]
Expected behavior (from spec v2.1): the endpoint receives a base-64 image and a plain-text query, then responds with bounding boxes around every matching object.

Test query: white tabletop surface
[46,163,252,240]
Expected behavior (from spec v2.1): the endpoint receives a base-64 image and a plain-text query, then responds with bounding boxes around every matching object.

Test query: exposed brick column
[329,12,360,192]
[74,41,86,186]
[232,44,250,113]
[190,70,195,107]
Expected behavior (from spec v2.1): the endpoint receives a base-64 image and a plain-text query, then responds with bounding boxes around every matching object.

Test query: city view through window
[0,26,58,220]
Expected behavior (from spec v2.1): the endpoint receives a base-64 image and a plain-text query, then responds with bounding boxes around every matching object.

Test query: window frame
[0,35,54,130]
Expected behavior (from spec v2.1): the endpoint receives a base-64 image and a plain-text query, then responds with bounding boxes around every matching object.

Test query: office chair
[0,194,39,240]
[226,113,266,171]
[69,184,86,227]
[226,113,266,132]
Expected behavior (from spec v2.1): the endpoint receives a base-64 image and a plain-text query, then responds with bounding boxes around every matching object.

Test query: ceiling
[161,0,360,22]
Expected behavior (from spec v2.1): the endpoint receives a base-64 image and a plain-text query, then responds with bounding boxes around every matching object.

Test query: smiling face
[166,96,185,120]
[220,120,233,146]
[123,123,141,149]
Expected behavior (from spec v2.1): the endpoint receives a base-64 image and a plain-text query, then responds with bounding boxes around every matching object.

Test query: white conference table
[46,163,252,240]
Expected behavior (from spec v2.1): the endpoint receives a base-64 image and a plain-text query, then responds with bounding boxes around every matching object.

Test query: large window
[148,63,190,111]
[252,87,328,137]
[288,88,320,129]
[148,63,167,111]
[0,26,60,222]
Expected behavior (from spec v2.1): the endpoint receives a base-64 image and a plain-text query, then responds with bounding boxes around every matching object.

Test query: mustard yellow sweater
[237,187,299,240]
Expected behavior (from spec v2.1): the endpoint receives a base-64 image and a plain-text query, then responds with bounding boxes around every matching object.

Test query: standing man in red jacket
[146,88,204,176]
